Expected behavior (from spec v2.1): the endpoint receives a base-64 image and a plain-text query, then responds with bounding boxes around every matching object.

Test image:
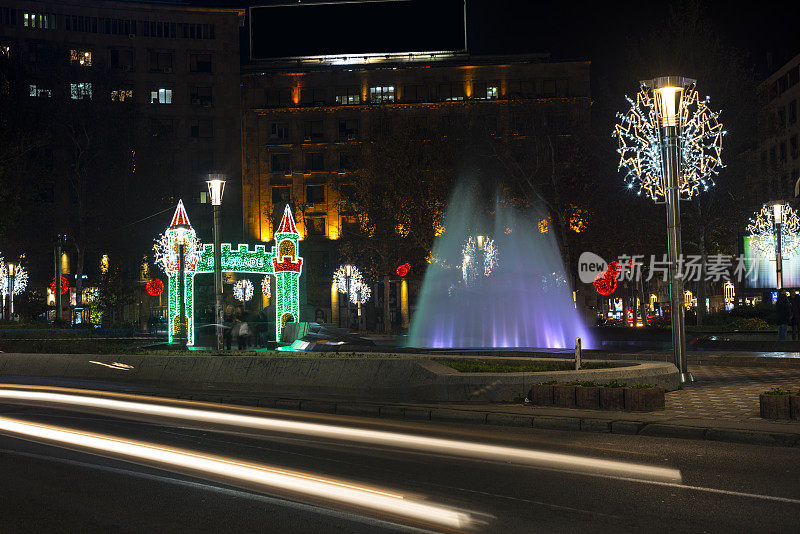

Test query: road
[0,385,798,533]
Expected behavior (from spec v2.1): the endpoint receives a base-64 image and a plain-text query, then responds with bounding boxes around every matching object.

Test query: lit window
[335,87,361,105]
[70,49,92,66]
[111,89,133,102]
[70,82,92,100]
[150,88,172,104]
[369,86,395,103]
[486,85,499,99]
[29,84,52,98]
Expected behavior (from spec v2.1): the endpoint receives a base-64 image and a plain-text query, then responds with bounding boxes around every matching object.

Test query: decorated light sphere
[50,275,69,295]
[396,262,411,277]
[333,264,363,294]
[233,279,254,302]
[747,203,800,259]
[2,264,28,296]
[146,278,165,296]
[261,275,271,298]
[593,261,620,296]
[349,280,372,305]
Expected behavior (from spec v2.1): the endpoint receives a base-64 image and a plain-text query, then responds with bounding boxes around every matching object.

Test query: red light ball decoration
[50,276,69,295]
[396,262,411,277]
[146,278,164,297]
[593,261,620,296]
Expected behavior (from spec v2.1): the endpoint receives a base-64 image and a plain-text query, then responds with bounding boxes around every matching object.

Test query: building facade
[241,54,591,327]
[759,51,800,198]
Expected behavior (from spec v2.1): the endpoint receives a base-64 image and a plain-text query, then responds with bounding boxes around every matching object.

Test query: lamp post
[207,174,226,350]
[7,262,15,320]
[54,235,64,321]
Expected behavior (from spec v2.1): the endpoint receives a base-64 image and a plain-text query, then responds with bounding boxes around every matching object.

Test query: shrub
[764,387,791,395]
[628,382,654,389]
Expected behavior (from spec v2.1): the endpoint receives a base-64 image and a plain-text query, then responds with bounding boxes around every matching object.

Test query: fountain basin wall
[0,353,679,402]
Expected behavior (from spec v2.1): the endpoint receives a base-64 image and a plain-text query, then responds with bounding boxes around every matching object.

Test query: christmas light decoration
[2,264,28,296]
[349,280,372,305]
[50,276,69,295]
[538,219,549,234]
[593,261,619,296]
[233,279,255,302]
[334,265,363,294]
[461,235,498,286]
[261,275,271,298]
[396,262,411,277]
[146,278,164,297]
[155,202,303,345]
[746,203,800,259]
[614,82,725,200]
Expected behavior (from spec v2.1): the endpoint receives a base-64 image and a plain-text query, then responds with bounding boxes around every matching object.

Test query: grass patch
[437,359,618,373]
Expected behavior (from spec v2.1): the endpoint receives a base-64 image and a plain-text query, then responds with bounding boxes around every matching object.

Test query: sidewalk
[165,364,800,448]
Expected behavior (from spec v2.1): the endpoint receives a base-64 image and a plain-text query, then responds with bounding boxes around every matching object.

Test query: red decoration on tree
[146,278,164,296]
[396,262,411,277]
[50,276,69,295]
[593,261,620,296]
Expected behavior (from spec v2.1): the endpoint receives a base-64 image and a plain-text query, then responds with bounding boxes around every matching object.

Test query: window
[542,80,556,97]
[472,82,498,100]
[29,84,51,97]
[478,115,497,135]
[306,185,325,204]
[69,49,91,66]
[150,117,174,137]
[335,87,361,105]
[338,119,359,140]
[270,122,290,140]
[0,8,17,26]
[148,51,173,72]
[304,153,324,172]
[266,89,292,107]
[486,84,499,99]
[438,83,464,101]
[303,120,324,141]
[111,89,133,102]
[271,154,291,173]
[306,216,325,235]
[189,86,212,106]
[403,84,428,102]
[790,100,797,125]
[556,79,569,97]
[369,86,395,103]
[191,150,214,173]
[410,116,428,139]
[189,53,211,73]
[780,141,787,163]
[300,88,325,105]
[23,12,55,30]
[509,80,534,98]
[792,136,799,160]
[778,107,787,129]
[272,186,290,204]
[110,49,134,70]
[190,119,213,138]
[339,152,355,171]
[150,88,172,104]
[512,113,531,135]
[70,82,92,100]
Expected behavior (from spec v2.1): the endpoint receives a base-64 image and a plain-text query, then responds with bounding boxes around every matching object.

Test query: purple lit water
[408,183,591,350]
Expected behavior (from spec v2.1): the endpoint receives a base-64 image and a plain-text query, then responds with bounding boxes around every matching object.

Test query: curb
[160,391,800,449]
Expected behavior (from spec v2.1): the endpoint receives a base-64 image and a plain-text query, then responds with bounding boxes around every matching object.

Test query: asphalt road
[0,388,798,533]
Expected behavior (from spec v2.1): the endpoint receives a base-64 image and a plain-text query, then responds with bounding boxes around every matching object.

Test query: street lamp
[334,264,363,331]
[615,76,725,383]
[6,262,14,320]
[207,173,226,350]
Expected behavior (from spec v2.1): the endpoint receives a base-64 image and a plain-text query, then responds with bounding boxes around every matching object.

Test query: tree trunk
[75,243,84,311]
[639,274,649,327]
[382,274,391,334]
[697,234,707,326]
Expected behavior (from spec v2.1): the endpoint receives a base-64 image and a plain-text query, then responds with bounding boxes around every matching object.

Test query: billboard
[250,0,467,60]
[741,235,800,289]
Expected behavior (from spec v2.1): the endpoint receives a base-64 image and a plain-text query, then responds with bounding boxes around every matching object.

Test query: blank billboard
[250,0,466,60]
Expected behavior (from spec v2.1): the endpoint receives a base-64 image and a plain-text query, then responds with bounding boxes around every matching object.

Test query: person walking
[791,293,800,341]
[776,292,791,341]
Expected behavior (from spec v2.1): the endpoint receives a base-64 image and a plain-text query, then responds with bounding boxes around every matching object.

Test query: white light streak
[0,387,681,484]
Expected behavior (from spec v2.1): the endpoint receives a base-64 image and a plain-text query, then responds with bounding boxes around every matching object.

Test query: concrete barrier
[0,353,679,402]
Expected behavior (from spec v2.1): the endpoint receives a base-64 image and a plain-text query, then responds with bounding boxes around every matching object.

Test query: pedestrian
[223,304,234,350]
[237,307,250,350]
[776,292,791,341]
[791,293,800,340]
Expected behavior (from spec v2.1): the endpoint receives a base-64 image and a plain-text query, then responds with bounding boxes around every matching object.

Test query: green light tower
[271,205,303,341]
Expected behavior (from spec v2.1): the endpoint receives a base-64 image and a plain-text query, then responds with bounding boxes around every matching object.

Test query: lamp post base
[680,371,695,384]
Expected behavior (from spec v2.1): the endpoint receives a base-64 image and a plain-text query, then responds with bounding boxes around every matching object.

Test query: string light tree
[2,261,28,321]
[747,202,800,291]
[153,200,203,348]
[333,264,364,330]
[461,235,498,287]
[614,76,725,383]
[272,205,303,341]
[350,279,372,330]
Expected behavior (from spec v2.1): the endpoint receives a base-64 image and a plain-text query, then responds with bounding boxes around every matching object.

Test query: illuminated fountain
[408,182,590,349]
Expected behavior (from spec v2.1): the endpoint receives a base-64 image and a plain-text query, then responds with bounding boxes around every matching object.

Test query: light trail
[0,416,475,531]
[0,386,682,483]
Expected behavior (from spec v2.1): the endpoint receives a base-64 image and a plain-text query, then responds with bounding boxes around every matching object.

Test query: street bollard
[575,337,582,370]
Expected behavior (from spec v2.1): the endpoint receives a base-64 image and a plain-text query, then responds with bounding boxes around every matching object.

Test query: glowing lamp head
[206,174,226,206]
[7,263,14,276]
[645,76,695,127]
[772,201,785,224]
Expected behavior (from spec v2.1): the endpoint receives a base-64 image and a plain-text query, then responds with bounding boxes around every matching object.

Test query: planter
[624,387,665,411]
[599,387,625,410]
[760,394,791,419]
[552,385,577,408]
[792,396,800,421]
[575,386,601,409]
[528,384,553,406]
